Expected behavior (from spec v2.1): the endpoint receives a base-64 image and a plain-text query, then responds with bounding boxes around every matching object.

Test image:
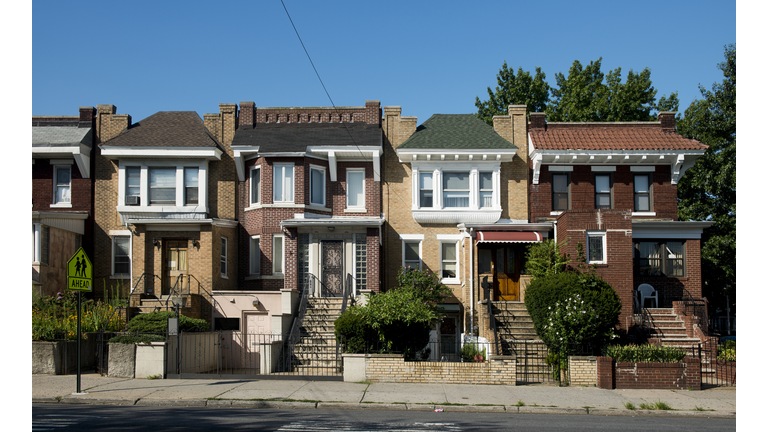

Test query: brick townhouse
[32,107,96,298]
[94,105,238,324]
[382,105,549,357]
[528,111,713,330]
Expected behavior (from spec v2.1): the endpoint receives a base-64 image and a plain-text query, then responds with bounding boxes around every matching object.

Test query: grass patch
[653,400,672,410]
[355,381,372,385]
[516,400,526,407]
[475,404,504,407]
[582,406,593,410]
[146,374,162,380]
[624,402,636,410]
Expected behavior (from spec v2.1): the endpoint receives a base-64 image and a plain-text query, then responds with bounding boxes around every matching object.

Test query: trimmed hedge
[605,344,687,363]
[127,311,209,333]
[108,334,166,344]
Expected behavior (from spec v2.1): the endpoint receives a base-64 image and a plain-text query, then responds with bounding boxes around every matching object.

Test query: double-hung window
[586,231,607,265]
[634,174,651,212]
[346,169,365,210]
[125,167,141,204]
[401,235,423,270]
[310,165,326,207]
[595,174,612,209]
[220,237,228,277]
[634,240,685,277]
[419,172,433,208]
[113,236,131,276]
[250,236,260,275]
[149,167,176,205]
[438,236,461,283]
[184,167,199,205]
[273,163,294,203]
[250,166,261,206]
[443,172,469,208]
[552,173,569,211]
[479,172,493,208]
[53,166,71,204]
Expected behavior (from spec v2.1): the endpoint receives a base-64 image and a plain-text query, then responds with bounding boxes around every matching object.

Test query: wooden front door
[321,240,343,297]
[164,240,188,295]
[478,246,521,301]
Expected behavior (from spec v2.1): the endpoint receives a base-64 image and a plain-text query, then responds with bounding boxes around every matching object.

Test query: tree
[474,60,550,125]
[676,44,736,318]
[547,58,673,122]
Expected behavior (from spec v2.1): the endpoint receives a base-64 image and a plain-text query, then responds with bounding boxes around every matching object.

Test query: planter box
[108,343,136,378]
[32,338,97,375]
[342,354,367,382]
[135,342,166,379]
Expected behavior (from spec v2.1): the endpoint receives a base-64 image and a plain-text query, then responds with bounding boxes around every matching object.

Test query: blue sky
[30,0,736,123]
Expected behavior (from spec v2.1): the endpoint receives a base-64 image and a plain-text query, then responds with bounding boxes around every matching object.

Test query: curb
[135,399,207,407]
[518,407,589,415]
[59,397,138,406]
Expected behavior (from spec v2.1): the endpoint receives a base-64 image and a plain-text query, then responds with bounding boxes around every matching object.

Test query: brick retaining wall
[364,354,516,385]
[568,356,597,386]
[596,356,701,390]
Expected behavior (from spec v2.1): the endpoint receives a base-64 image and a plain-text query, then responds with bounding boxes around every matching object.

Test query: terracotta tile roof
[102,111,220,148]
[530,123,707,151]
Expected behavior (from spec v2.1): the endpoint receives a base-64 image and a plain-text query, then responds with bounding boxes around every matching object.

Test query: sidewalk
[32,373,735,419]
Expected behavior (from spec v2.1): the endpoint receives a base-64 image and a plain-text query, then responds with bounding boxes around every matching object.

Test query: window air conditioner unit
[126,196,140,205]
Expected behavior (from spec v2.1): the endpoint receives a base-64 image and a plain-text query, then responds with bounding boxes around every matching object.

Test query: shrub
[717,340,736,361]
[32,290,126,341]
[525,239,570,278]
[127,311,209,333]
[334,306,375,354]
[605,344,687,363]
[460,343,486,363]
[525,272,621,349]
[108,334,166,344]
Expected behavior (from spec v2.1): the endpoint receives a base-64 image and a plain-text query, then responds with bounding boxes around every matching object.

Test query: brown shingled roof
[101,111,221,148]
[530,123,707,151]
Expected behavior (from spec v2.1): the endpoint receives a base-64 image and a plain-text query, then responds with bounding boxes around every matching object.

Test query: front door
[164,240,188,295]
[321,240,343,297]
[478,246,520,301]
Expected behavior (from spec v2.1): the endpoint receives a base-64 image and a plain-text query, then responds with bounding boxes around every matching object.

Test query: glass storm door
[321,241,343,297]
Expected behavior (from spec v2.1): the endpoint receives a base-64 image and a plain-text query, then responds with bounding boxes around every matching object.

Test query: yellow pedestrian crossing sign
[67,248,92,292]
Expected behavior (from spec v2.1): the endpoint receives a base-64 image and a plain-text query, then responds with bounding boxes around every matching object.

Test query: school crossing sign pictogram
[67,248,92,292]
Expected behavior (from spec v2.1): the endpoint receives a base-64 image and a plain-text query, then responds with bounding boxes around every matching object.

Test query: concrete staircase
[492,301,537,341]
[490,302,552,381]
[290,297,344,374]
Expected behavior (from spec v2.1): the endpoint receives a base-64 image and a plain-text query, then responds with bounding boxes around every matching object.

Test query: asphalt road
[32,404,736,432]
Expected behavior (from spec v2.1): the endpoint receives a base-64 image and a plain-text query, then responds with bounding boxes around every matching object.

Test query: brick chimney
[658,111,676,132]
[365,100,381,125]
[239,102,255,127]
[78,106,95,128]
[529,112,546,131]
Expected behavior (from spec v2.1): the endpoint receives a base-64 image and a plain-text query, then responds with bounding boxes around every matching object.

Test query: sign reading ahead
[67,248,92,292]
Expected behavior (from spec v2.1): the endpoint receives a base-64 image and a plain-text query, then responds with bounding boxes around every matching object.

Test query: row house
[528,111,712,330]
[382,106,547,357]
[32,107,96,298]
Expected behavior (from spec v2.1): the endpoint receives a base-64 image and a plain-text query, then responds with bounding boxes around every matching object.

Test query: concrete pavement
[32,373,736,419]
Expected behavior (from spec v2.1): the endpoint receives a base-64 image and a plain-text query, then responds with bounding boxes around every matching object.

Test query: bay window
[125,167,140,204]
[443,172,469,208]
[310,165,326,207]
[419,172,433,208]
[250,236,260,275]
[250,166,261,205]
[479,172,493,208]
[184,167,199,205]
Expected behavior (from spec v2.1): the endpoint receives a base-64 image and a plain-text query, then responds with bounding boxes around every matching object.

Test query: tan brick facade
[364,354,516,385]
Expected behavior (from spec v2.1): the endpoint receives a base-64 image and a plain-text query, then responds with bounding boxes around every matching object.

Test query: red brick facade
[597,356,702,390]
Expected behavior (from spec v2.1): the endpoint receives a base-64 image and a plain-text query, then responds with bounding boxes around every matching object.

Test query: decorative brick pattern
[364,354,516,385]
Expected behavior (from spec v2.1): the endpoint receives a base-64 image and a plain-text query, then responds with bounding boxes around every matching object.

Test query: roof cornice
[99,146,223,161]
[396,148,518,164]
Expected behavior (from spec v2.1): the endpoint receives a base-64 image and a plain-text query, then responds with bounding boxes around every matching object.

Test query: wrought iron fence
[690,337,736,387]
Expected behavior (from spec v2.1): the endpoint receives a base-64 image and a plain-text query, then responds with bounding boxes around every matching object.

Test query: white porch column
[33,223,42,263]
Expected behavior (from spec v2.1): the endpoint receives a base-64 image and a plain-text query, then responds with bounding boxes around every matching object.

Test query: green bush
[717,340,736,361]
[108,334,166,344]
[127,311,209,333]
[334,306,375,353]
[460,343,486,363]
[525,271,621,348]
[605,344,687,363]
[525,239,570,278]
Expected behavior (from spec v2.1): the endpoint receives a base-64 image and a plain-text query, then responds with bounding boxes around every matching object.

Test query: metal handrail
[681,288,709,337]
[279,274,315,371]
[487,299,502,356]
[127,273,162,322]
[633,290,651,340]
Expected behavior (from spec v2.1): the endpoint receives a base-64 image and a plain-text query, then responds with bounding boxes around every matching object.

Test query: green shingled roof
[399,114,517,150]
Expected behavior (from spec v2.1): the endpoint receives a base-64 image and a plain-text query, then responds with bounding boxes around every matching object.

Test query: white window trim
[273,234,285,275]
[273,163,295,204]
[438,234,462,285]
[400,234,424,270]
[220,237,228,278]
[309,165,326,207]
[345,168,366,211]
[586,231,607,265]
[111,233,132,279]
[249,165,261,207]
[52,165,72,207]
[184,167,200,206]
[116,160,208,212]
[410,162,502,224]
[250,235,261,275]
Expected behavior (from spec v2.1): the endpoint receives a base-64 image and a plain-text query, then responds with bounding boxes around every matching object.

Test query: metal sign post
[67,248,92,395]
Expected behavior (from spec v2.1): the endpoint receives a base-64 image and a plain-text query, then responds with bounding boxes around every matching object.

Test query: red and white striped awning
[476,231,543,243]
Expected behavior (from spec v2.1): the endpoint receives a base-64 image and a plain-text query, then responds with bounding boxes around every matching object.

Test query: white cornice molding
[632,220,715,239]
[100,146,223,161]
[231,147,260,182]
[412,209,501,225]
[396,149,517,164]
